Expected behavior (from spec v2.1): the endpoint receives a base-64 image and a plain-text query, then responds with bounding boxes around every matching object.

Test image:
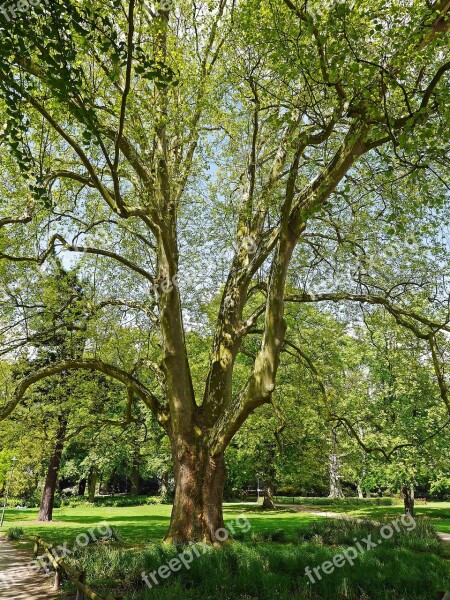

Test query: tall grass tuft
[6,526,24,540]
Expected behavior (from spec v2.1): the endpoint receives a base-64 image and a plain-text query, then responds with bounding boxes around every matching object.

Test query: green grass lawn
[0,502,317,547]
[296,500,450,534]
[1,500,449,600]
[348,502,450,534]
[2,499,448,546]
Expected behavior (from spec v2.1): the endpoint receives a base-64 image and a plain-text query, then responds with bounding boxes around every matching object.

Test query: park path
[437,531,450,547]
[0,537,57,599]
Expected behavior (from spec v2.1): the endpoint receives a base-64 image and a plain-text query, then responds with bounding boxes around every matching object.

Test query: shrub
[62,495,163,508]
[108,526,122,543]
[250,529,288,543]
[6,527,24,541]
[94,495,162,508]
[274,495,395,507]
[2,495,40,508]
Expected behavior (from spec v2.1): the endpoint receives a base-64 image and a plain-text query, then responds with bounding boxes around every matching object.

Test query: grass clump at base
[6,526,24,541]
[65,518,449,600]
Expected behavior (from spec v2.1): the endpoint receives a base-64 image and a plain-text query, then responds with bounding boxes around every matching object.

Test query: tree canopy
[0,0,449,542]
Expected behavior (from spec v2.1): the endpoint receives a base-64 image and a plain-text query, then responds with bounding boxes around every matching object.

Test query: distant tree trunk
[328,433,344,499]
[357,483,364,499]
[159,471,169,500]
[88,466,98,503]
[38,418,68,522]
[365,489,372,498]
[77,478,87,496]
[130,447,140,496]
[401,484,415,516]
[262,481,276,509]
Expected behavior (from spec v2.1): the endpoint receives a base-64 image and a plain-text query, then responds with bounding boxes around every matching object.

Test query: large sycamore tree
[0,0,449,542]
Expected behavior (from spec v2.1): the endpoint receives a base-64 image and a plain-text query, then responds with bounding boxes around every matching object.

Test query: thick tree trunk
[262,481,276,509]
[401,484,415,516]
[88,466,98,503]
[38,418,67,522]
[164,444,226,544]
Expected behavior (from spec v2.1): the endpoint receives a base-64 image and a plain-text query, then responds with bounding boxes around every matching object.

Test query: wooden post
[33,537,39,558]
[76,571,86,600]
[34,536,115,600]
[53,567,62,591]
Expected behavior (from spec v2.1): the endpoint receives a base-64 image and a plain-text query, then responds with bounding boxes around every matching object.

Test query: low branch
[0,214,32,229]
[1,359,166,425]
[285,291,450,338]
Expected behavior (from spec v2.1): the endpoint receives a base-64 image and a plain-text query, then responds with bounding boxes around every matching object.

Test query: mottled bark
[401,484,415,516]
[262,482,276,509]
[329,432,344,498]
[165,441,226,544]
[159,471,170,500]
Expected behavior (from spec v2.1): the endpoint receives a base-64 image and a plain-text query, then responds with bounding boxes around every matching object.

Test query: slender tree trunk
[329,452,344,498]
[159,471,170,500]
[77,478,87,496]
[401,483,415,516]
[164,441,226,544]
[130,448,140,496]
[357,483,364,499]
[328,433,344,499]
[88,466,98,503]
[38,418,67,522]
[262,481,276,509]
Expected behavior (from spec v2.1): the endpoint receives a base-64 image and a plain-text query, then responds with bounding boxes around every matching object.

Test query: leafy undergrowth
[63,495,164,508]
[274,496,395,507]
[62,518,450,600]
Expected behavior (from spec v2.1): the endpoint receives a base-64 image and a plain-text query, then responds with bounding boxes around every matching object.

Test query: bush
[63,495,163,508]
[6,527,24,541]
[1,495,39,508]
[250,529,288,543]
[274,495,395,507]
[94,495,162,508]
